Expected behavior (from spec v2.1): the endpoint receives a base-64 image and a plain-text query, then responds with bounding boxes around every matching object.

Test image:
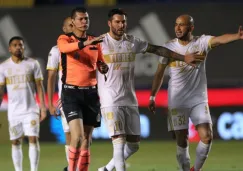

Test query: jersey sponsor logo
[64,85,75,89]
[104,53,135,64]
[6,74,34,85]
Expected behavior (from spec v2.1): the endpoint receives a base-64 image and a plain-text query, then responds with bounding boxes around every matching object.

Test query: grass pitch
[0,141,242,171]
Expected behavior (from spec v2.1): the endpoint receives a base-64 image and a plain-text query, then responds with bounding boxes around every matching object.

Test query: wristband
[78,41,85,49]
[149,96,156,101]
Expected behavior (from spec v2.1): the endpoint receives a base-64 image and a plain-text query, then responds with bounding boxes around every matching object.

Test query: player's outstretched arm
[35,80,47,122]
[210,26,243,48]
[148,63,167,114]
[146,44,204,66]
[0,85,4,107]
[47,70,58,116]
[57,34,105,53]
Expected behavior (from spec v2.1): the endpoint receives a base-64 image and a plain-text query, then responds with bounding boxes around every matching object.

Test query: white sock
[124,142,139,160]
[29,142,40,171]
[12,144,23,171]
[112,137,126,171]
[194,141,212,171]
[106,142,140,171]
[176,146,190,171]
[65,145,69,164]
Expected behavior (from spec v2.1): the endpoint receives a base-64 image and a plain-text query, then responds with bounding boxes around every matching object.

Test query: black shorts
[61,84,101,127]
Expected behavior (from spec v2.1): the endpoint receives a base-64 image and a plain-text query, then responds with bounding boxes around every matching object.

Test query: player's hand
[184,52,206,67]
[238,26,243,39]
[49,104,58,116]
[148,100,156,114]
[40,107,47,122]
[84,34,105,46]
[97,60,109,74]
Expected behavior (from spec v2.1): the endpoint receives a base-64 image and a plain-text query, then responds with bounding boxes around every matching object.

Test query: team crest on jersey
[48,53,52,57]
[7,68,12,75]
[25,64,32,73]
[31,120,37,126]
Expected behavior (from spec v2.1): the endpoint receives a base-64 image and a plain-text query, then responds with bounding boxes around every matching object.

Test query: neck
[11,55,23,63]
[178,35,193,45]
[73,29,86,38]
[109,31,123,41]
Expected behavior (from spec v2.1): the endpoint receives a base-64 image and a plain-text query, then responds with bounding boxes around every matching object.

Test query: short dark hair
[9,36,24,45]
[71,7,87,19]
[108,8,127,21]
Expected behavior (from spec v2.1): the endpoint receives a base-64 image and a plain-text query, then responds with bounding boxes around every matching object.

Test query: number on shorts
[114,121,122,131]
[177,115,186,126]
[10,127,18,136]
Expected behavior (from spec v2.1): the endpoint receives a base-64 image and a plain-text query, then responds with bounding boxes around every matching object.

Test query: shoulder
[0,58,11,65]
[163,38,177,48]
[165,38,177,45]
[124,34,137,42]
[24,57,40,66]
[197,34,213,40]
[124,34,147,44]
[58,33,73,39]
[0,58,10,70]
[49,45,59,54]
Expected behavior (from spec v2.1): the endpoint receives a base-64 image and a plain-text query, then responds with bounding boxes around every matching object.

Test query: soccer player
[46,17,73,171]
[0,36,46,171]
[97,9,205,171]
[148,14,243,171]
[57,7,108,171]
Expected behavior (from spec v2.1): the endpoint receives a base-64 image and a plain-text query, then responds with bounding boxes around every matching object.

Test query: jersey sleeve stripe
[46,67,58,70]
[208,36,215,49]
[35,78,43,81]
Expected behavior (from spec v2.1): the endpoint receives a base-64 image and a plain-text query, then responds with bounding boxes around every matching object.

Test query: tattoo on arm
[146,44,185,61]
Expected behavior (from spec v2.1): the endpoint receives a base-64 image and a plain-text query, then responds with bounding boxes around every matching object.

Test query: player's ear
[108,20,111,28]
[190,25,194,32]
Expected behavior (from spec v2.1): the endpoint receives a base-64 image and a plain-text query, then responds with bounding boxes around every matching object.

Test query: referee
[57,7,108,171]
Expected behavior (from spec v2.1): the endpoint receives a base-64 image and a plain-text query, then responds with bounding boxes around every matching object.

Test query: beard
[111,27,125,38]
[176,30,190,40]
[14,51,23,58]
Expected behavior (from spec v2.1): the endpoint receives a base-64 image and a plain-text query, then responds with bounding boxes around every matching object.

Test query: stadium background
[0,0,243,170]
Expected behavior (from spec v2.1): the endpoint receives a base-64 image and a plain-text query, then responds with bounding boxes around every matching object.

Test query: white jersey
[160,35,213,108]
[98,33,148,107]
[0,57,43,120]
[46,45,62,98]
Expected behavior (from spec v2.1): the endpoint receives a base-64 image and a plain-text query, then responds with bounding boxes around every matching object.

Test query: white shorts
[167,103,212,131]
[8,114,40,140]
[60,108,69,133]
[101,106,140,137]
